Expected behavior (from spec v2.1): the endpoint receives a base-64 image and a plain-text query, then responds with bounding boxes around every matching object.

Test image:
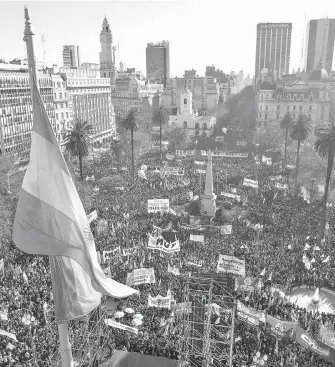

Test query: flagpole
[24,7,74,367]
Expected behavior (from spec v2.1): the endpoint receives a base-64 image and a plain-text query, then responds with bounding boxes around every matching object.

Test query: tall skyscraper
[62,45,80,68]
[304,18,335,74]
[146,41,170,87]
[255,23,292,79]
[99,17,115,81]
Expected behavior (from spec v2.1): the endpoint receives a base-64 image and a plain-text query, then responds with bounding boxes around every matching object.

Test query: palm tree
[290,113,313,192]
[314,120,335,244]
[153,106,169,159]
[121,108,140,182]
[279,111,294,172]
[63,120,93,179]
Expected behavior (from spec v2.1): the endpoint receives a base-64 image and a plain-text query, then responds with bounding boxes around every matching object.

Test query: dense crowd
[1,141,335,367]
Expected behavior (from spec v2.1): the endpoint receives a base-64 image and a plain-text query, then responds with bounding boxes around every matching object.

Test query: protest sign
[217,255,245,276]
[148,199,170,213]
[126,268,156,286]
[235,277,258,292]
[170,302,192,315]
[103,247,121,262]
[221,192,241,201]
[148,234,180,253]
[221,225,232,235]
[190,234,204,243]
[266,315,298,337]
[243,178,258,189]
[122,247,138,257]
[105,319,138,335]
[148,291,172,309]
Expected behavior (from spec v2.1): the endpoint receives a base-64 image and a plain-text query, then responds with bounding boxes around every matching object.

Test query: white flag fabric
[12,79,138,322]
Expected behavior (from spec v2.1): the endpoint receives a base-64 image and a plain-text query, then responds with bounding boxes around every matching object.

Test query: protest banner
[221,225,232,235]
[126,268,156,286]
[235,277,258,292]
[103,247,121,262]
[319,325,335,349]
[194,160,206,165]
[295,325,335,365]
[148,291,172,309]
[186,259,203,267]
[170,302,192,315]
[96,219,108,236]
[105,319,138,335]
[148,234,180,253]
[221,192,241,201]
[164,167,185,176]
[236,301,265,327]
[175,150,195,157]
[87,210,97,224]
[243,178,258,189]
[201,151,248,158]
[190,234,205,243]
[195,169,206,174]
[266,315,298,337]
[0,330,17,341]
[147,199,170,213]
[122,247,138,257]
[217,255,245,276]
[275,182,288,190]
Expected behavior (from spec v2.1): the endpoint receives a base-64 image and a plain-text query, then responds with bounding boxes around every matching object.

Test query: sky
[0,0,334,78]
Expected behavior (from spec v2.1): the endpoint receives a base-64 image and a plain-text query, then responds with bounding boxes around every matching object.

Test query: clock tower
[99,16,115,81]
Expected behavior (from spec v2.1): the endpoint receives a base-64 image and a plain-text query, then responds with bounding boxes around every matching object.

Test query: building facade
[61,67,116,145]
[62,45,80,68]
[146,41,170,87]
[304,18,335,74]
[257,63,331,126]
[0,64,56,156]
[111,75,163,122]
[99,17,115,81]
[161,70,219,114]
[168,88,216,137]
[255,23,292,79]
[51,74,73,143]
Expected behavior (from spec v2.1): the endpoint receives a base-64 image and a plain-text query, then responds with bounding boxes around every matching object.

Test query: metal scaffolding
[35,297,111,367]
[178,276,236,367]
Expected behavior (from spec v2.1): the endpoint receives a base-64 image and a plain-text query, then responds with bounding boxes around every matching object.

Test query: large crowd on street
[1,137,335,367]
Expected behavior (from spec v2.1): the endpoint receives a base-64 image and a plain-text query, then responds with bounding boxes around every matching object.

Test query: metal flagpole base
[58,323,74,367]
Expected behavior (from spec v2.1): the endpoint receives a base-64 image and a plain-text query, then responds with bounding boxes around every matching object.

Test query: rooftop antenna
[41,34,46,63]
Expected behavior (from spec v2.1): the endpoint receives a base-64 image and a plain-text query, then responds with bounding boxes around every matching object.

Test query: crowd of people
[1,137,335,367]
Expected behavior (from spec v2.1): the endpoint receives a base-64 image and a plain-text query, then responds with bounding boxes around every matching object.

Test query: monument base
[200,194,217,217]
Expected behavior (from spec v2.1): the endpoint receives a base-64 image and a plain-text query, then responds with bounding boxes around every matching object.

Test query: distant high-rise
[146,41,170,87]
[62,45,80,68]
[255,23,292,79]
[304,18,335,74]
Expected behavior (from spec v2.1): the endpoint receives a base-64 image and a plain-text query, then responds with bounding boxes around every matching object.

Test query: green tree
[314,120,335,243]
[252,120,283,150]
[166,126,191,151]
[63,120,93,179]
[280,111,294,171]
[153,106,169,159]
[121,108,141,182]
[289,113,313,192]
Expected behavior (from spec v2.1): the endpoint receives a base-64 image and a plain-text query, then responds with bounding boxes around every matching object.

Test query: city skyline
[0,0,335,78]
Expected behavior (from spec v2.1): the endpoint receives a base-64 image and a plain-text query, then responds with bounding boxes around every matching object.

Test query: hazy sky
[0,0,334,77]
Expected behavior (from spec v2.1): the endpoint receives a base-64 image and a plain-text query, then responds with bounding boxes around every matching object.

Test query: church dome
[309,60,328,82]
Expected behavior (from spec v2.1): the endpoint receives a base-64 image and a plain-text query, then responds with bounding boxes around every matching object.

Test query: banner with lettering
[170,302,192,315]
[175,150,195,157]
[148,291,172,309]
[235,277,258,292]
[217,255,245,276]
[148,234,180,253]
[296,325,335,365]
[164,167,185,176]
[194,160,206,165]
[236,301,265,327]
[147,199,170,213]
[195,169,206,174]
[201,151,248,158]
[190,234,205,243]
[275,182,288,190]
[319,325,335,349]
[221,192,241,201]
[266,315,298,338]
[105,319,138,335]
[221,225,232,235]
[126,268,156,286]
[122,247,138,257]
[102,247,121,262]
[243,178,258,189]
[186,259,203,268]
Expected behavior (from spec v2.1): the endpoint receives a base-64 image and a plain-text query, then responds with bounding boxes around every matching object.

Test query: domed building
[257,60,331,127]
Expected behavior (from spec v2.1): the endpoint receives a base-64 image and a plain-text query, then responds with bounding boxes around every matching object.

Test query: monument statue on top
[200,151,217,217]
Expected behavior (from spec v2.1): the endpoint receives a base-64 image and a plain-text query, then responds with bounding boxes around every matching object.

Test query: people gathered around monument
[1,141,335,367]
